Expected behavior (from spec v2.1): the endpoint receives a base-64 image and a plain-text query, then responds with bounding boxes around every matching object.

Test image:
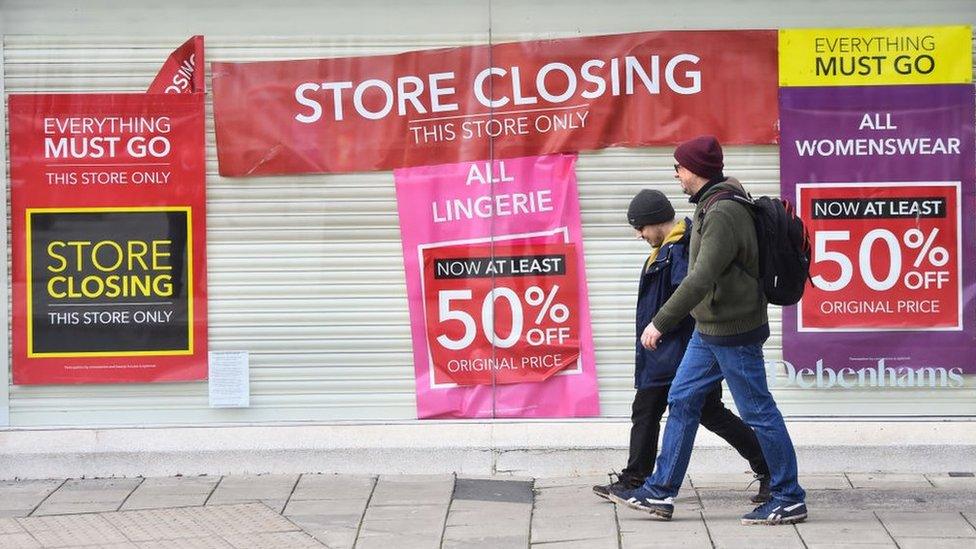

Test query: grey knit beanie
[627,189,675,228]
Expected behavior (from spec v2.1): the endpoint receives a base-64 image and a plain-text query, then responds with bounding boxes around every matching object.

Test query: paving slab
[134,537,234,548]
[368,474,454,506]
[283,476,375,549]
[619,508,712,548]
[206,475,299,513]
[695,490,762,512]
[453,478,534,504]
[443,534,528,549]
[192,503,301,537]
[800,474,854,490]
[536,479,637,506]
[288,473,374,502]
[283,499,359,517]
[285,513,362,549]
[621,530,712,548]
[690,472,760,490]
[355,476,451,546]
[284,485,373,519]
[357,501,449,549]
[224,531,324,548]
[847,473,933,489]
[0,533,42,548]
[7,501,325,548]
[355,530,444,549]
[356,514,449,549]
[694,472,851,492]
[533,475,609,489]
[532,487,617,545]
[447,499,531,523]
[0,480,65,518]
[710,533,807,548]
[535,483,594,498]
[807,540,898,549]
[704,485,974,513]
[530,539,617,549]
[101,507,213,541]
[794,510,893,545]
[446,497,531,523]
[532,510,616,531]
[894,538,976,549]
[17,513,130,546]
[533,484,610,504]
[33,478,143,516]
[877,511,976,539]
[925,474,976,490]
[0,518,41,549]
[443,499,531,546]
[703,507,806,549]
[359,502,447,532]
[0,517,28,535]
[457,474,535,482]
[121,476,219,511]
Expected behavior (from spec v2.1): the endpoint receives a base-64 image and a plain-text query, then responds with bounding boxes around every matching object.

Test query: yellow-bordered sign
[26,206,195,358]
[779,25,972,86]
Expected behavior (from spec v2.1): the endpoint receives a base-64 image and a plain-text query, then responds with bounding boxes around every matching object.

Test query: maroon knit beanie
[674,135,724,179]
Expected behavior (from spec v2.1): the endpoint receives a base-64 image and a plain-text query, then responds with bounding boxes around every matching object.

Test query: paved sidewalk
[0,472,974,548]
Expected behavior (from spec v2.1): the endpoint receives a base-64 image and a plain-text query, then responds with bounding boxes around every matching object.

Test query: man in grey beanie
[593,188,769,503]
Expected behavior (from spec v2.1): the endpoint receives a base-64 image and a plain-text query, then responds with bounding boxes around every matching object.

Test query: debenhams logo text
[765,359,965,389]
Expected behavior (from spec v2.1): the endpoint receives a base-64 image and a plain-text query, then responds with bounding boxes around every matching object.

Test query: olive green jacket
[651,178,768,337]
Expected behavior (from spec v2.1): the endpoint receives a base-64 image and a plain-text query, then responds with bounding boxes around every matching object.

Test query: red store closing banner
[8,91,208,385]
[212,30,778,176]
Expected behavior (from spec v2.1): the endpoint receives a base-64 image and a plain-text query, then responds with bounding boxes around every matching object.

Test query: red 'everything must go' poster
[8,93,208,385]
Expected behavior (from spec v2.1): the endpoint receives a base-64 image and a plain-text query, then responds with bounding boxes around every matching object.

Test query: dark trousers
[619,381,769,486]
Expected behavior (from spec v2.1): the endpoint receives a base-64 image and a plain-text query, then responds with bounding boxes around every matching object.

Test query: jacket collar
[644,218,689,271]
[660,217,688,247]
[689,175,727,204]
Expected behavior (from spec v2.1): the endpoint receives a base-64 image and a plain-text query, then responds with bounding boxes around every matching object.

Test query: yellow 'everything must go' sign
[779,26,972,86]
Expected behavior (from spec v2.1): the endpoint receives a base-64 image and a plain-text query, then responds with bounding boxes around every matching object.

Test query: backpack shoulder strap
[699,190,738,216]
[696,189,753,231]
[696,189,758,278]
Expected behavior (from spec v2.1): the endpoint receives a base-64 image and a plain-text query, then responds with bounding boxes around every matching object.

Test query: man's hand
[641,322,663,350]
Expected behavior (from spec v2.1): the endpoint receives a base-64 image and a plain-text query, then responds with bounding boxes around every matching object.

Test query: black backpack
[699,190,812,306]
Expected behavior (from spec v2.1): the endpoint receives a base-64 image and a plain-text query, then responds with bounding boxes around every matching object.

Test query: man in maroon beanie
[609,135,808,525]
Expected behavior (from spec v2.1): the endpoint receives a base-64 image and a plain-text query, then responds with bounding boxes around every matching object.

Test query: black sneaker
[607,485,674,521]
[750,473,771,504]
[592,472,638,501]
[741,499,808,525]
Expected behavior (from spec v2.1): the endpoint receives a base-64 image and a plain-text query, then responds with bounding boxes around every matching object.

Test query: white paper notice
[208,351,249,408]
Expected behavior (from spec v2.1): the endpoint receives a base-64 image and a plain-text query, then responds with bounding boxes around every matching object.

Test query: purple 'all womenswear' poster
[780,84,975,380]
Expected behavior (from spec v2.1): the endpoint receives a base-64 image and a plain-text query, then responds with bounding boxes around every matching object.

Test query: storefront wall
[2,1,975,428]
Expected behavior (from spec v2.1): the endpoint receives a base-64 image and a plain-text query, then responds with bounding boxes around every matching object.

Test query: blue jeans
[642,330,806,504]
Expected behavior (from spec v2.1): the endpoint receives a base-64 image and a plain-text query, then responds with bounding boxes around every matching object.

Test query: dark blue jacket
[635,217,696,389]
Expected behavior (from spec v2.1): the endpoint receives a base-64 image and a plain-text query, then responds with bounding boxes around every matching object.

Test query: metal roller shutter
[3,33,974,427]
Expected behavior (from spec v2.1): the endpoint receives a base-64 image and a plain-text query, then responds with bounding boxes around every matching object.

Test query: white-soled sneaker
[607,486,674,520]
[741,499,808,525]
